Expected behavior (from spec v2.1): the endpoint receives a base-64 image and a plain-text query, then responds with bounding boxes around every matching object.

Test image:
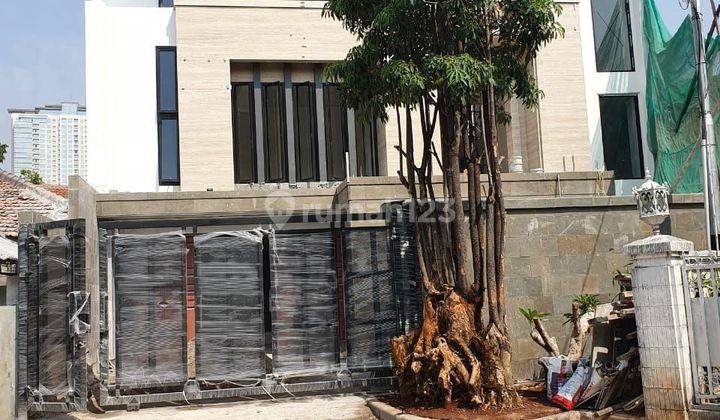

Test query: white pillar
[624,235,695,420]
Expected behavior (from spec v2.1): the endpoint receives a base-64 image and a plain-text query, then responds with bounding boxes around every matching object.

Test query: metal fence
[682,253,720,407]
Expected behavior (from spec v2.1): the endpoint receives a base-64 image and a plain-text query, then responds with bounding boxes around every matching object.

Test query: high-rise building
[8,102,87,185]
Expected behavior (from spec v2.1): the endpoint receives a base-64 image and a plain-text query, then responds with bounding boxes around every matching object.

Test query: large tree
[324,0,562,408]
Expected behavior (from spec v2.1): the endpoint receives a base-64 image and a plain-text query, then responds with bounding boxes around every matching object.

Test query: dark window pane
[355,117,378,176]
[233,84,256,183]
[591,0,634,71]
[293,83,318,182]
[324,85,348,181]
[157,49,177,112]
[262,84,288,183]
[159,116,179,183]
[159,0,174,7]
[599,96,643,179]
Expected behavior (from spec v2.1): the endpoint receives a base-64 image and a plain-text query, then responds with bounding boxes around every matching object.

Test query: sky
[0,0,707,172]
[0,0,85,171]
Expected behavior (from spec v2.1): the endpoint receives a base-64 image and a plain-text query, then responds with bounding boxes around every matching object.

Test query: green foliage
[0,143,7,164]
[20,169,43,185]
[563,294,600,324]
[519,307,549,323]
[323,0,564,121]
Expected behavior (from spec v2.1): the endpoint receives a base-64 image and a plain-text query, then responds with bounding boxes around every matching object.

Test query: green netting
[645,0,720,193]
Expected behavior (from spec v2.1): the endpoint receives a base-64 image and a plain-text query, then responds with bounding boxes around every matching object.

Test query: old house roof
[0,170,67,238]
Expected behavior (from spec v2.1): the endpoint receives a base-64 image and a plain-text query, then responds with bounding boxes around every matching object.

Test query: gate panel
[194,232,265,380]
[683,255,720,407]
[38,235,72,394]
[16,220,87,416]
[113,233,186,388]
[270,231,339,375]
[343,228,398,369]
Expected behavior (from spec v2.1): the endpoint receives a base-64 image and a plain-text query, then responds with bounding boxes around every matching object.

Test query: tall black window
[293,83,318,182]
[591,0,634,72]
[156,47,179,185]
[232,83,256,183]
[323,84,348,181]
[262,83,288,183]
[159,0,174,7]
[599,95,643,179]
[355,117,379,176]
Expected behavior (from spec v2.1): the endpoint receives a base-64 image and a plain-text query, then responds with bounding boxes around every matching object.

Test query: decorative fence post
[624,175,695,419]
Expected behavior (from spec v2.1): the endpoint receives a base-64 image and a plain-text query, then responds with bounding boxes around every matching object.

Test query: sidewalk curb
[366,397,598,420]
[366,398,428,420]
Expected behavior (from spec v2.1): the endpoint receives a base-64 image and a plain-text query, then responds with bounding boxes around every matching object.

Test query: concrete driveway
[50,394,375,420]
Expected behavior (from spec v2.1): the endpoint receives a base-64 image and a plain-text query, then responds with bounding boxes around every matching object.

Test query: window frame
[590,0,635,73]
[598,94,644,179]
[292,82,320,182]
[322,83,349,181]
[354,117,379,177]
[261,82,289,183]
[231,82,258,184]
[155,46,180,186]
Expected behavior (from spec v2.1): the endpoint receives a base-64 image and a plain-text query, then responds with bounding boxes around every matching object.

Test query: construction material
[539,356,574,399]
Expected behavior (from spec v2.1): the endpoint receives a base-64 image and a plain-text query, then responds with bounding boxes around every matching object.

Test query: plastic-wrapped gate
[194,231,266,381]
[113,233,187,388]
[269,231,339,375]
[343,228,398,369]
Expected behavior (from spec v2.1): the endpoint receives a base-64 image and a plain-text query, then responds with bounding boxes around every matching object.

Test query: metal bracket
[126,397,140,412]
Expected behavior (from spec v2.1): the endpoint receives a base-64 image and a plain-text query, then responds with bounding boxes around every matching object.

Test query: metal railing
[682,253,720,408]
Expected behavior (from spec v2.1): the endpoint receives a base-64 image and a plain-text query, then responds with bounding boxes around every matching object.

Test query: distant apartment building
[9,102,88,185]
[85,0,648,194]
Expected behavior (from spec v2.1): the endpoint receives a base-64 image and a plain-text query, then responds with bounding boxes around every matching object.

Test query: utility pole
[691,0,720,249]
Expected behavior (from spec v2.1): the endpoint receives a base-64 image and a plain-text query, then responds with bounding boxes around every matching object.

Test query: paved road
[50,394,376,420]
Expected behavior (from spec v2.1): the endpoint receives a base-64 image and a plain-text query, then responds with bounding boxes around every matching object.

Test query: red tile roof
[40,184,69,198]
[0,171,67,238]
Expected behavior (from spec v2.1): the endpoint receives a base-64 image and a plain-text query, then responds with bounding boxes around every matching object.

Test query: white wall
[0,306,15,420]
[578,0,652,195]
[85,0,176,193]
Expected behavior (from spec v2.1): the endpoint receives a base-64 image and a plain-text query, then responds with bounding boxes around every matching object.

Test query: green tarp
[645,0,720,192]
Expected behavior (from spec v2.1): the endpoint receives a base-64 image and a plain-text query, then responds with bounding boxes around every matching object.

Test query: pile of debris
[519,273,643,417]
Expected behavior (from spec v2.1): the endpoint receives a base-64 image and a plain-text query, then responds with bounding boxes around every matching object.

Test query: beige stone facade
[173,0,592,192]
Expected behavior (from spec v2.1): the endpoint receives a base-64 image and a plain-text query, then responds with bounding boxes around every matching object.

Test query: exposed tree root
[392,291,519,409]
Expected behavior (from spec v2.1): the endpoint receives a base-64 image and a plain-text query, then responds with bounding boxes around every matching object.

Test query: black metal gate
[16,219,88,417]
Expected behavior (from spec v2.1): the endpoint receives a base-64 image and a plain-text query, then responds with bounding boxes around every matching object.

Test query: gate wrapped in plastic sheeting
[194,231,266,381]
[16,219,88,416]
[343,228,398,369]
[113,233,187,388]
[388,203,424,334]
[270,231,339,375]
[38,235,73,394]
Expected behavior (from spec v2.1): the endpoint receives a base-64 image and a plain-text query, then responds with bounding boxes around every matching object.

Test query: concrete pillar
[624,235,695,420]
[0,306,15,420]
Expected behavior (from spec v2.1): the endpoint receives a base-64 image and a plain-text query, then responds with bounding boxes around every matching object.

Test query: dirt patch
[379,391,563,420]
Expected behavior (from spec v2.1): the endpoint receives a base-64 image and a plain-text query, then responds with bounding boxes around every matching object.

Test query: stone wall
[505,195,705,379]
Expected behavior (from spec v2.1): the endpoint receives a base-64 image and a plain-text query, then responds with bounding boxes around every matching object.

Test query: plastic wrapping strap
[194,231,266,381]
[113,232,187,388]
[270,231,340,375]
[68,291,90,336]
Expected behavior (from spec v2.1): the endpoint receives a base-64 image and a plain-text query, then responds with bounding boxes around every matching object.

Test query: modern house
[85,0,649,194]
[9,103,88,186]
